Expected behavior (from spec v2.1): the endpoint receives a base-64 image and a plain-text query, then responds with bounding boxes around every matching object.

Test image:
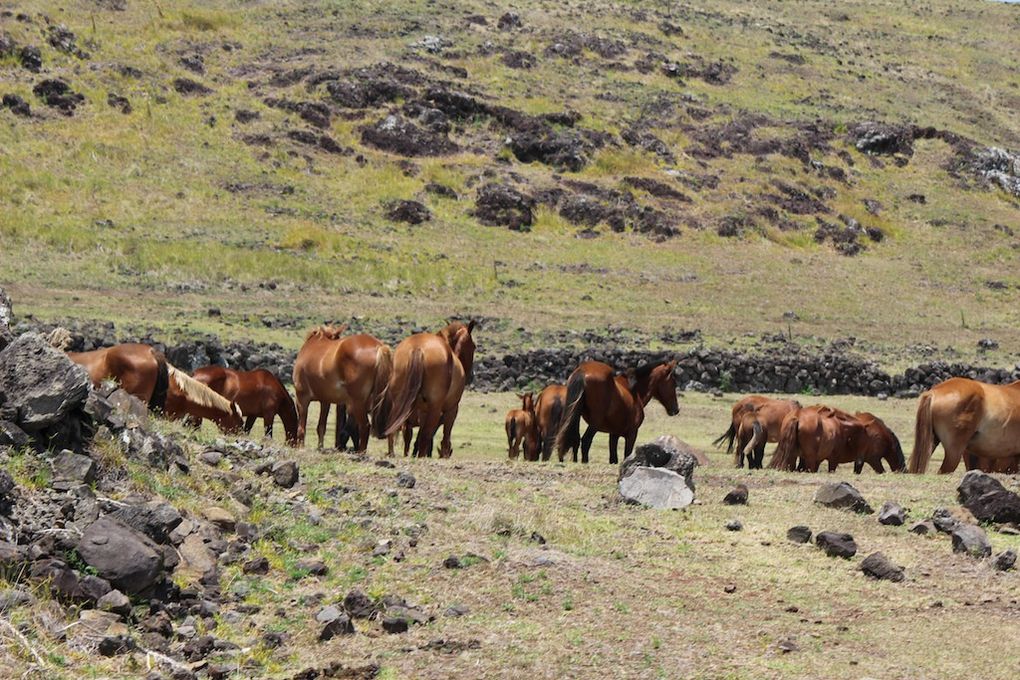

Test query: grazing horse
[378,320,476,459]
[505,393,539,461]
[909,377,1020,474]
[164,366,244,432]
[768,406,903,473]
[293,326,392,452]
[192,367,298,445]
[713,396,801,469]
[68,343,170,410]
[535,383,568,461]
[554,360,679,464]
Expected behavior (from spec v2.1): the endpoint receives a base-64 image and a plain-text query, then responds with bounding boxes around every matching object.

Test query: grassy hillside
[1,0,1018,361]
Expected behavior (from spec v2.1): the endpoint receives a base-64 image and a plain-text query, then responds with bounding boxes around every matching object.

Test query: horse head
[632,360,679,416]
[442,320,476,385]
[519,392,535,412]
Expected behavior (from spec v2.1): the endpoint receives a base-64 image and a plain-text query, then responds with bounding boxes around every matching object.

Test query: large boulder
[815,531,857,559]
[77,516,164,594]
[0,333,93,450]
[957,471,1020,524]
[0,286,11,352]
[111,501,182,544]
[860,552,905,582]
[814,482,873,514]
[618,436,699,510]
[951,524,991,559]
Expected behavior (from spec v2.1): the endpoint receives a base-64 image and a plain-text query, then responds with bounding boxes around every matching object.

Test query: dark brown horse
[535,383,568,461]
[192,366,298,445]
[292,326,392,452]
[713,396,801,469]
[910,377,1020,474]
[769,406,903,473]
[506,393,539,461]
[164,365,245,432]
[378,320,476,459]
[68,343,169,410]
[554,360,679,464]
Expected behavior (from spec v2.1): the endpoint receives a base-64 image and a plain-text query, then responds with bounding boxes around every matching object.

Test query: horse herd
[62,323,1020,475]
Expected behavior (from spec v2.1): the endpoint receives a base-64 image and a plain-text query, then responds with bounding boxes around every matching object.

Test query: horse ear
[467,319,477,333]
[668,359,678,371]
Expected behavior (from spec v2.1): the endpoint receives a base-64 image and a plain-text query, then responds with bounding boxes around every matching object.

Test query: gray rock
[877,501,906,526]
[0,587,35,612]
[814,482,873,514]
[97,589,131,617]
[50,450,96,490]
[316,605,354,640]
[957,471,1020,524]
[860,552,905,582]
[931,508,959,534]
[111,501,182,544]
[77,516,164,594]
[815,531,857,558]
[951,524,991,558]
[619,435,700,486]
[909,520,935,535]
[787,526,812,544]
[343,589,377,619]
[396,471,416,489]
[0,419,29,447]
[271,460,298,488]
[445,603,469,617]
[723,484,748,505]
[619,467,695,509]
[199,450,223,466]
[725,519,743,531]
[296,558,328,576]
[993,549,1016,572]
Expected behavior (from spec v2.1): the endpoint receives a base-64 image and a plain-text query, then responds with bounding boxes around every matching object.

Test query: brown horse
[292,326,392,452]
[68,343,170,410]
[768,406,903,473]
[554,360,679,464]
[713,396,801,469]
[535,383,568,461]
[909,377,1020,474]
[192,366,298,445]
[377,320,476,459]
[506,393,539,461]
[164,365,244,432]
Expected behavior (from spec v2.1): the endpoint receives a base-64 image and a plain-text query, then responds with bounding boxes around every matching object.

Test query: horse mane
[305,323,349,341]
[167,365,236,414]
[46,327,72,350]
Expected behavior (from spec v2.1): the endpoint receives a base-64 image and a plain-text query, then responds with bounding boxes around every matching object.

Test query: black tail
[149,351,169,412]
[554,371,586,459]
[542,396,564,461]
[712,422,737,457]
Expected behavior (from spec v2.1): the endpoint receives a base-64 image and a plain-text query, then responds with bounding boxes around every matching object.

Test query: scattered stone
[993,549,1016,572]
[443,555,462,569]
[787,526,812,543]
[931,508,960,534]
[909,520,935,535]
[97,589,132,618]
[396,471,416,489]
[107,92,131,114]
[497,11,522,30]
[98,634,135,656]
[32,79,85,115]
[957,471,1020,524]
[203,507,236,532]
[472,183,535,231]
[382,604,429,633]
[860,552,905,582]
[271,460,299,488]
[1,93,31,117]
[295,558,328,576]
[19,46,42,72]
[386,199,431,225]
[50,450,97,490]
[814,482,873,514]
[848,121,913,156]
[360,114,457,157]
[77,517,164,594]
[445,603,469,617]
[172,78,213,96]
[951,524,991,558]
[343,589,377,619]
[814,531,857,559]
[242,556,270,575]
[725,519,743,532]
[618,436,698,509]
[199,450,222,466]
[0,587,35,612]
[316,605,354,641]
[723,484,748,505]
[877,501,906,526]
[111,501,182,544]
[178,534,217,577]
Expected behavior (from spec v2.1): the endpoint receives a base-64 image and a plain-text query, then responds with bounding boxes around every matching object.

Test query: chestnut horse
[68,343,169,410]
[909,377,1020,474]
[554,360,679,464]
[713,396,801,469]
[768,406,903,473]
[535,383,568,461]
[164,366,244,432]
[506,393,539,461]
[293,326,392,452]
[377,320,476,459]
[192,367,298,445]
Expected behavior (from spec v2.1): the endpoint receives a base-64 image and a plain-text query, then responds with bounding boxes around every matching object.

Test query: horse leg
[609,435,620,465]
[869,458,885,474]
[623,432,637,461]
[938,438,969,474]
[315,402,329,450]
[402,424,413,457]
[438,404,460,459]
[827,458,838,473]
[580,425,597,464]
[416,406,443,459]
[263,411,274,440]
[349,403,370,453]
[295,392,311,448]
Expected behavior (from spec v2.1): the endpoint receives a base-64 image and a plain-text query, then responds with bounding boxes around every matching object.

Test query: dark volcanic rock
[360,114,457,156]
[957,471,1020,524]
[507,127,591,171]
[787,526,812,544]
[848,121,914,156]
[723,484,748,506]
[77,516,164,594]
[271,460,299,488]
[860,552,904,582]
[19,46,42,72]
[2,93,31,117]
[814,482,873,514]
[386,200,431,225]
[877,501,906,526]
[316,605,354,640]
[343,589,377,619]
[618,436,699,509]
[173,78,213,95]
[951,524,991,558]
[32,79,84,115]
[472,183,534,231]
[814,531,857,559]
[106,92,132,114]
[396,471,416,489]
[50,450,97,490]
[993,549,1016,572]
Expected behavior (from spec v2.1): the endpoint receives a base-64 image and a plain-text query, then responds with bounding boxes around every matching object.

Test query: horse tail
[712,421,738,460]
[909,392,935,473]
[554,371,586,458]
[889,428,906,472]
[149,350,170,412]
[507,416,517,454]
[542,396,564,460]
[382,348,425,437]
[370,345,393,438]
[769,414,799,471]
[277,381,299,446]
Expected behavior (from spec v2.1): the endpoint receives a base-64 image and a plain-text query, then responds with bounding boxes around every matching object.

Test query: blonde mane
[167,364,236,414]
[304,323,350,342]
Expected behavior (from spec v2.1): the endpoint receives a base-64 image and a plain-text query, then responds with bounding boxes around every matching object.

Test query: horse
[164,365,245,432]
[768,406,902,473]
[554,359,679,464]
[191,366,298,445]
[506,393,539,461]
[68,343,170,410]
[377,320,476,459]
[535,383,568,461]
[292,326,392,452]
[712,396,801,469]
[909,377,1020,474]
